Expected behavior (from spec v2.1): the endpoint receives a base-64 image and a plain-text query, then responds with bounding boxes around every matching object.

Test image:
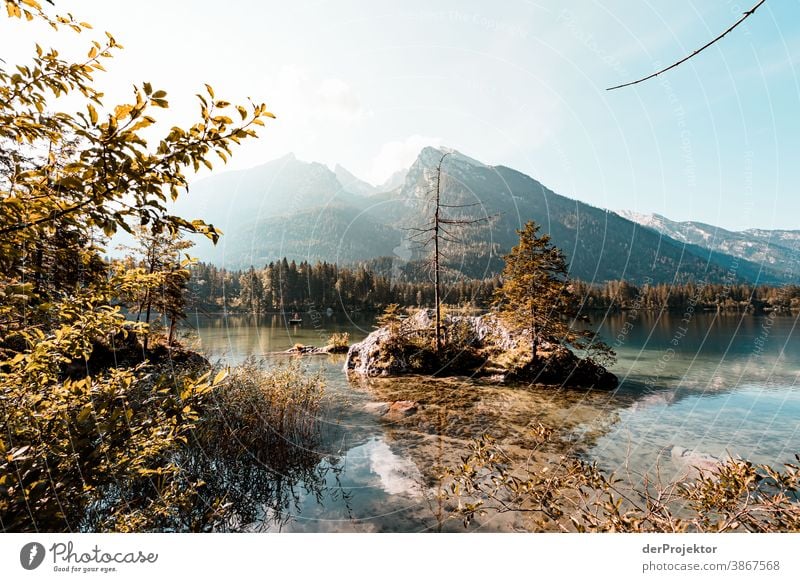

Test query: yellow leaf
[77,404,93,423]
[113,104,133,120]
[213,368,228,386]
[87,104,98,124]
[130,117,154,131]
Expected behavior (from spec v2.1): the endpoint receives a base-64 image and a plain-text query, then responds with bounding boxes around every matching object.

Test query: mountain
[181,146,785,284]
[377,168,408,192]
[616,211,796,282]
[334,164,377,196]
[363,147,738,283]
[207,205,402,266]
[177,153,384,267]
[332,164,408,195]
[175,153,365,234]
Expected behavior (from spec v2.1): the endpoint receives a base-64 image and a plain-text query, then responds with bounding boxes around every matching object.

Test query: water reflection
[585,312,800,480]
[186,311,800,531]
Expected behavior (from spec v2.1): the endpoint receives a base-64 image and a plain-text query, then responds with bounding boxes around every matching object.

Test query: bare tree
[607,0,766,91]
[406,152,491,353]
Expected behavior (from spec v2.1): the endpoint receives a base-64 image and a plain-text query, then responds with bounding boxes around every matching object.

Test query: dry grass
[199,358,325,453]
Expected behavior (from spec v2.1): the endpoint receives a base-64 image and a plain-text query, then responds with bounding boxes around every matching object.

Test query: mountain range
[616,211,799,282]
[175,147,798,285]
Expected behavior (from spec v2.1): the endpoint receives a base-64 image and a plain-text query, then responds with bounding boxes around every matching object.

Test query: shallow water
[585,310,800,481]
[184,309,800,531]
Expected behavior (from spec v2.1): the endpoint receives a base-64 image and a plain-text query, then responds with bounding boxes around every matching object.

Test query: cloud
[222,65,372,170]
[264,65,370,126]
[367,134,443,184]
[316,78,369,123]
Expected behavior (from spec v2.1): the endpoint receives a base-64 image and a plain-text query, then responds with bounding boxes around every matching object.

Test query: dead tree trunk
[433,155,443,354]
[406,151,492,356]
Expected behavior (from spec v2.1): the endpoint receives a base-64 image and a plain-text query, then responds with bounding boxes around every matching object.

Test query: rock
[385,400,418,418]
[343,309,619,389]
[364,402,390,416]
[284,344,323,354]
[516,346,618,389]
[671,446,724,476]
[324,344,350,354]
[364,400,419,419]
[344,325,396,376]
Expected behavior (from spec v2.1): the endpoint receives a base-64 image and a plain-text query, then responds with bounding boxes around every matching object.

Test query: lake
[182,309,800,532]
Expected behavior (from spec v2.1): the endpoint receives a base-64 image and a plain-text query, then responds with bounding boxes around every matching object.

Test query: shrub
[185,358,329,530]
[327,332,350,352]
[439,435,800,532]
[0,298,224,532]
[197,358,324,453]
[376,303,403,329]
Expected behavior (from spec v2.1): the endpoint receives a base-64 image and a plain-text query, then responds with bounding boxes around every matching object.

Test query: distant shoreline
[186,306,798,317]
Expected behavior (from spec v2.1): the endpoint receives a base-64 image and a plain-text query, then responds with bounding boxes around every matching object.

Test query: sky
[2,0,799,231]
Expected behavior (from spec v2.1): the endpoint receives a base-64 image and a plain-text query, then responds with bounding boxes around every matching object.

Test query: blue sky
[2,0,798,230]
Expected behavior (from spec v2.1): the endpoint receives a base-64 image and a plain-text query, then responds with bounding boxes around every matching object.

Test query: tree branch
[606,0,766,91]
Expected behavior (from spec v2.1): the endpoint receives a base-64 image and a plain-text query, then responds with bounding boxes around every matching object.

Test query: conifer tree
[494,221,613,367]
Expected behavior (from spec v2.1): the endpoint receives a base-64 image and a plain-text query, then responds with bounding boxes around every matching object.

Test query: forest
[188,259,800,314]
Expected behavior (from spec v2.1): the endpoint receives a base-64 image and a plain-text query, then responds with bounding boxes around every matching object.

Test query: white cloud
[263,66,369,126]
[316,78,369,123]
[219,65,372,170]
[367,134,442,184]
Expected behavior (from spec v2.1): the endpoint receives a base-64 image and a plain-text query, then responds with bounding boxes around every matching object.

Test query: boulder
[344,325,397,376]
[344,309,619,389]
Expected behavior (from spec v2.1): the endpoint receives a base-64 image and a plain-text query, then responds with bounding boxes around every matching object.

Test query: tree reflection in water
[181,444,349,531]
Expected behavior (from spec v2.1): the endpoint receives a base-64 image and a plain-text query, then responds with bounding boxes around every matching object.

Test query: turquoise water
[185,310,800,531]
[585,311,800,479]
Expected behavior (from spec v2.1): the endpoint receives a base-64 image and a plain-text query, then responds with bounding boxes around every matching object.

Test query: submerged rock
[386,400,419,418]
[363,402,390,416]
[344,309,618,389]
[363,400,420,419]
[671,446,724,476]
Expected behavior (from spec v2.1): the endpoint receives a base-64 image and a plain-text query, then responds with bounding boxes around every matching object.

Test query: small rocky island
[344,309,618,390]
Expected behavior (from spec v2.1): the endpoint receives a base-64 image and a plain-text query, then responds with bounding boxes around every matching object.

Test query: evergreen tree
[494,221,613,367]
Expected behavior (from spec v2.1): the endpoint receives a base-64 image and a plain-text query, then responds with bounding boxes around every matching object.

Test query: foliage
[195,358,324,458]
[119,226,194,346]
[327,332,350,350]
[574,278,800,313]
[0,282,228,531]
[371,310,486,376]
[193,259,503,313]
[376,303,403,328]
[494,221,614,368]
[0,0,273,531]
[1,0,271,336]
[184,359,332,530]
[192,258,800,315]
[0,2,271,251]
[440,435,800,532]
